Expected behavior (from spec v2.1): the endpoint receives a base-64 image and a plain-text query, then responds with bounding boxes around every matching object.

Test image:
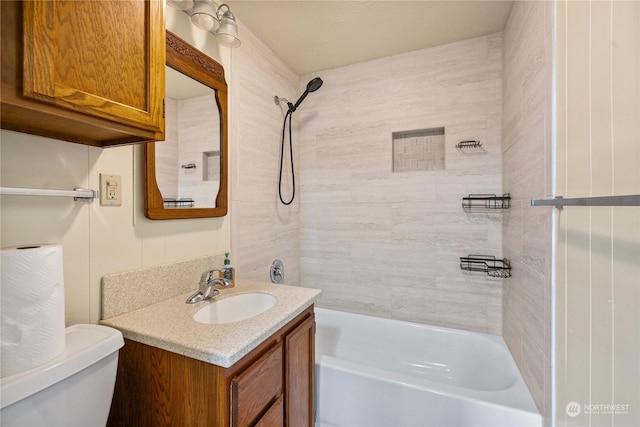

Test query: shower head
[306,77,323,93]
[289,77,323,112]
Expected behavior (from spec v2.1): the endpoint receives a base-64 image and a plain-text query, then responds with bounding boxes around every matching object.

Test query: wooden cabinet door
[231,342,283,427]
[285,314,315,427]
[22,0,164,135]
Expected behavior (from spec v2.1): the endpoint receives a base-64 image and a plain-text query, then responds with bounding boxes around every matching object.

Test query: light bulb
[167,0,194,10]
[191,1,219,31]
[215,10,240,47]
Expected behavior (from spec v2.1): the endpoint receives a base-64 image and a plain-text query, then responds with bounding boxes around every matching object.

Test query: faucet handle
[200,269,223,285]
[211,277,233,288]
[200,270,214,284]
[187,269,223,304]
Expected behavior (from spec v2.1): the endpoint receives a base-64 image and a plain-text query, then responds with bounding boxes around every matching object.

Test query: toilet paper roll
[1,244,66,378]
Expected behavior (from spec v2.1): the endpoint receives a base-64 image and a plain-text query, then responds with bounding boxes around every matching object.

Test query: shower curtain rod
[531,194,640,209]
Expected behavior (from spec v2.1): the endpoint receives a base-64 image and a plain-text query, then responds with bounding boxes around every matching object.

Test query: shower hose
[278,110,295,205]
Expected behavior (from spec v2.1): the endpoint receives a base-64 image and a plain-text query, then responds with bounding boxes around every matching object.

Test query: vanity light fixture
[166,0,194,10]
[167,0,241,48]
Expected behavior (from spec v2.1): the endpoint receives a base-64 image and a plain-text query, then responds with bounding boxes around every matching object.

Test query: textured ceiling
[226,1,514,74]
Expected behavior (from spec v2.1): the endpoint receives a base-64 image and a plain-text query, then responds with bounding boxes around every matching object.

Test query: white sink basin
[193,293,277,324]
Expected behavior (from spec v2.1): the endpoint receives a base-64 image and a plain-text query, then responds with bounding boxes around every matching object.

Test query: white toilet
[0,324,124,427]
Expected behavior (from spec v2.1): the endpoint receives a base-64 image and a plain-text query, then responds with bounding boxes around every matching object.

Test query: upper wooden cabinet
[0,0,165,147]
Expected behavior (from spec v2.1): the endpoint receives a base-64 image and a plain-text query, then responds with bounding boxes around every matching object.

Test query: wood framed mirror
[144,31,228,220]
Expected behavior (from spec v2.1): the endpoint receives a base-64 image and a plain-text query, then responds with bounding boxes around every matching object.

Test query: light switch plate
[100,173,122,206]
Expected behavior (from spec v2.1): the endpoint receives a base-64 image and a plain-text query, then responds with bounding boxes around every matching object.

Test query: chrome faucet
[186,269,232,304]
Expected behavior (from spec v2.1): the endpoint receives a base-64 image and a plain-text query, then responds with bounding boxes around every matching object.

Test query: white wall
[501,0,554,421]
[554,1,640,425]
[297,34,505,334]
[0,9,231,325]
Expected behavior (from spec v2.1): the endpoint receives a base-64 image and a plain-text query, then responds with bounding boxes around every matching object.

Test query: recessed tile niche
[392,127,445,172]
[203,150,220,181]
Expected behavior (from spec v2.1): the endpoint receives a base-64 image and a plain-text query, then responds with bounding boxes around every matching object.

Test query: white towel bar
[0,187,98,203]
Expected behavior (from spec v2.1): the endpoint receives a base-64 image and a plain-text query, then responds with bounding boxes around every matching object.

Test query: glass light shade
[167,0,194,10]
[191,1,219,31]
[215,11,241,48]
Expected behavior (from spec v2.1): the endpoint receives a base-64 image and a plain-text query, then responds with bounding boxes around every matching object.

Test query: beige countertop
[100,280,321,368]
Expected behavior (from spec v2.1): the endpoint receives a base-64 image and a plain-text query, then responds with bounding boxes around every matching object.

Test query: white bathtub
[315,308,542,427]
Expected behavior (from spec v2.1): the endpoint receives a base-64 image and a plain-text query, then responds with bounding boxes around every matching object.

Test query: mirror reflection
[156,66,220,209]
[145,30,228,220]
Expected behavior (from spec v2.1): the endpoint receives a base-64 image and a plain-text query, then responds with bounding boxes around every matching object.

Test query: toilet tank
[0,324,124,427]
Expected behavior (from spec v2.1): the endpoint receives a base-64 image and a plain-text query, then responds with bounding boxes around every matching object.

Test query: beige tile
[390,278,440,326]
[502,0,551,421]
[520,342,545,414]
[502,302,523,365]
[503,199,523,260]
[297,29,507,334]
[543,356,552,427]
[522,202,550,275]
[233,199,300,285]
[230,23,301,289]
[515,261,546,353]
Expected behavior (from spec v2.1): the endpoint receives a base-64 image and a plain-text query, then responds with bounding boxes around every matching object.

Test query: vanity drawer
[255,395,284,427]
[231,342,283,427]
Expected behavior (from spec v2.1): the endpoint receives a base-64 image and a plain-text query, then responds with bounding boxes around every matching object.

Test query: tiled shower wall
[501,0,553,421]
[298,34,505,334]
[230,22,302,285]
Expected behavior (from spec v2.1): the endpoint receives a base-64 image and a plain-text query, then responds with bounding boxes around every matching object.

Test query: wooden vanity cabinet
[107,306,315,427]
[231,342,283,426]
[0,0,165,147]
[284,313,316,426]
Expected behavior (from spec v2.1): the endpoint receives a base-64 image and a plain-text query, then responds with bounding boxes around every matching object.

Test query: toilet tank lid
[1,324,124,409]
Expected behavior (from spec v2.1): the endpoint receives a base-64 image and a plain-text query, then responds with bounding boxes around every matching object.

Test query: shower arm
[274,96,289,106]
[274,77,323,113]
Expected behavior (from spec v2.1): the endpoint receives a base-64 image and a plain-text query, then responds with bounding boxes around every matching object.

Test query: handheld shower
[276,77,323,205]
[287,77,323,113]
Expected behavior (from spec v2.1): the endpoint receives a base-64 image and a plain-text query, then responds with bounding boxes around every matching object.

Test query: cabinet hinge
[162,99,165,118]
